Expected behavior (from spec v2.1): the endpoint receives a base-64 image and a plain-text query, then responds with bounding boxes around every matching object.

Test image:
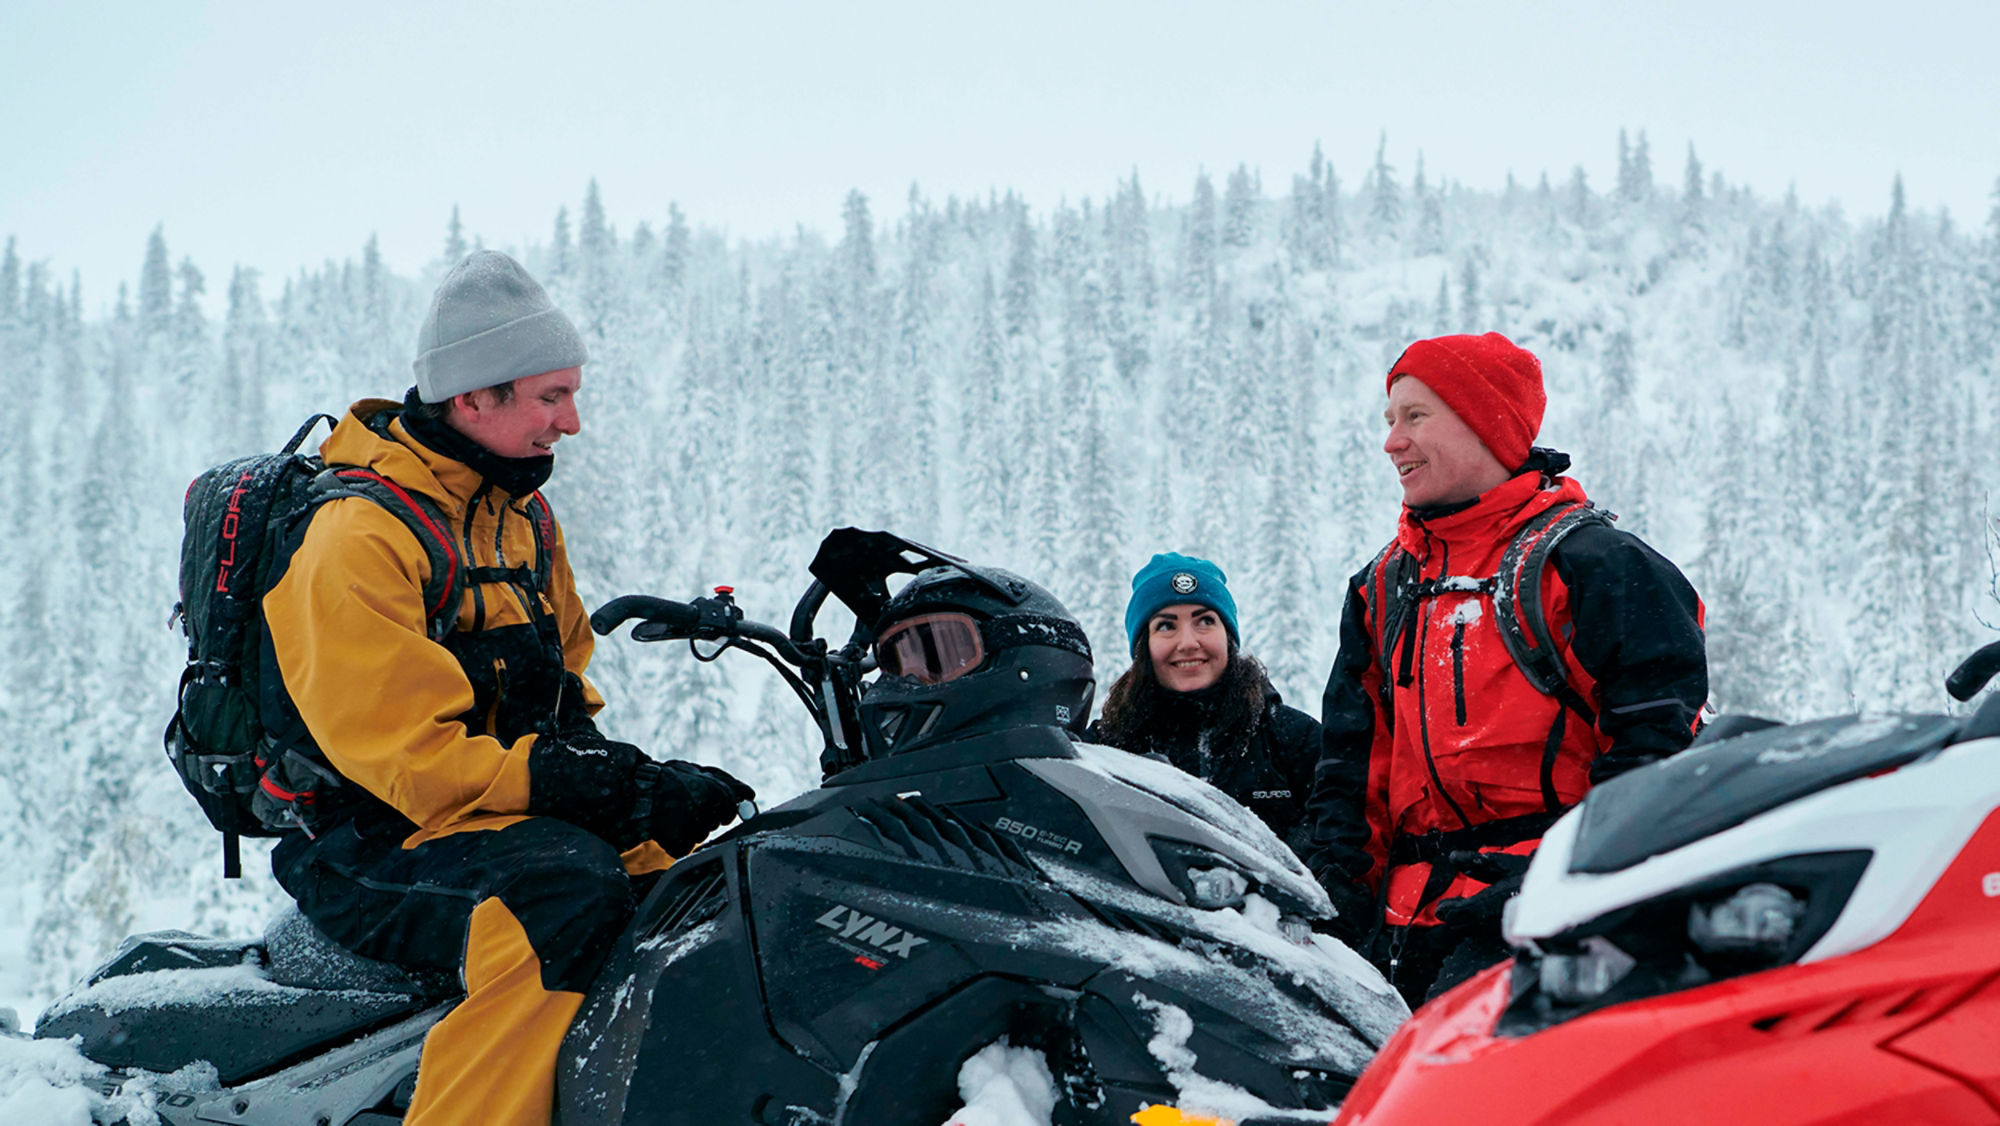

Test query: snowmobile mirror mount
[807,528,1027,642]
[1946,639,2000,702]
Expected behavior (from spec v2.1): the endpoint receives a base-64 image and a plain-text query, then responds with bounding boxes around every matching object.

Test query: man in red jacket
[1304,332,1706,1007]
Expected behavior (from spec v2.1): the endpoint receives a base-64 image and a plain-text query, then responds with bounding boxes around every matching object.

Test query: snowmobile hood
[1509,727,2000,964]
[1040,741,1332,918]
[1336,724,2000,1126]
[1568,713,1958,874]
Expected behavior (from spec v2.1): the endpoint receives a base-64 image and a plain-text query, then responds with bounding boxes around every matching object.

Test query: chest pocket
[1368,501,1615,818]
[443,624,564,743]
[442,488,562,744]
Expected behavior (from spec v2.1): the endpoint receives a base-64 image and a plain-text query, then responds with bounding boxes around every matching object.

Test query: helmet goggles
[875,612,987,686]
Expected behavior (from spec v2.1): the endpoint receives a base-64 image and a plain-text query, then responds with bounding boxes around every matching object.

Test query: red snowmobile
[1334,641,2000,1125]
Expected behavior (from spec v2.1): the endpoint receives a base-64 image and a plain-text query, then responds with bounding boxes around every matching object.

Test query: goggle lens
[876,613,986,685]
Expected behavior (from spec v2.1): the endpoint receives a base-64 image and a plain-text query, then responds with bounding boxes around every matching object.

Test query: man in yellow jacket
[264,250,753,1126]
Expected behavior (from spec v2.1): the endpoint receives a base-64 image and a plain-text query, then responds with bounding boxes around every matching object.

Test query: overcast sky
[4,0,1996,314]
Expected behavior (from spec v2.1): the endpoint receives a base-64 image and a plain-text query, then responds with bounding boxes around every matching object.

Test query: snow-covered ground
[1,908,39,1058]
[0,1031,1310,1126]
[0,1034,1057,1126]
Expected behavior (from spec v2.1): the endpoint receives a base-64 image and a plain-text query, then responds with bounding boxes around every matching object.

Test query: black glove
[1433,849,1534,935]
[630,760,756,857]
[553,671,599,737]
[1313,867,1377,947]
[527,729,644,841]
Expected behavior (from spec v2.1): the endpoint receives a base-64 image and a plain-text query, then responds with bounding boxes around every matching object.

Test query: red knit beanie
[1385,332,1545,470]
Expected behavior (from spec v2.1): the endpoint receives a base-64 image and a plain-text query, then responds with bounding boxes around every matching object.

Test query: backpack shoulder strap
[280,413,339,456]
[1491,502,1615,719]
[523,490,556,594]
[309,467,465,640]
[1364,540,1415,722]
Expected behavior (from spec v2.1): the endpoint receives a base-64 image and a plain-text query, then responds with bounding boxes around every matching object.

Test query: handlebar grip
[1947,640,2000,702]
[591,595,700,638]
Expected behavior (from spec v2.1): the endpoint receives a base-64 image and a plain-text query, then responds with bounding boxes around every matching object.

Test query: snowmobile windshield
[876,612,986,685]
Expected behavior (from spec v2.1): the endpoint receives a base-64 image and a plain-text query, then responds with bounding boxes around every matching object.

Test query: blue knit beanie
[1124,553,1239,653]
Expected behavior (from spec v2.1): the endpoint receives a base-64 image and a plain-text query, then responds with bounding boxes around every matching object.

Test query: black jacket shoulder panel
[1547,521,1708,781]
[1304,567,1381,883]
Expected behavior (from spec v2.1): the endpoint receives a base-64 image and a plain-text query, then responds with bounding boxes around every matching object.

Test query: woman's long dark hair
[1096,639,1270,764]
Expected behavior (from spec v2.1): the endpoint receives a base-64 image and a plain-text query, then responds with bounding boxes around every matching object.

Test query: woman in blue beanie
[1091,553,1322,856]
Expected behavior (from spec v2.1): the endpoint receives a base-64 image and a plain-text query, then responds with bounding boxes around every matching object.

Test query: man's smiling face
[1382,375,1510,507]
[450,366,582,460]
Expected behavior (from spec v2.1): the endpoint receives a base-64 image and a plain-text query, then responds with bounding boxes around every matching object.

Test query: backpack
[1366,500,1614,813]
[164,412,483,877]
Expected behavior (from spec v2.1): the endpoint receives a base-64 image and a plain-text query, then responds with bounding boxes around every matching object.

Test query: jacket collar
[1395,471,1590,559]
[321,399,509,513]
[398,388,555,500]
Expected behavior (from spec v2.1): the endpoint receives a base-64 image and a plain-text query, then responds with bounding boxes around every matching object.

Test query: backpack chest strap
[1366,499,1613,723]
[1408,575,1496,600]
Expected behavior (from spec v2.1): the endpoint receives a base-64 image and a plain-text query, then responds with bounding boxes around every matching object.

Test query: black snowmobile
[30,530,1404,1125]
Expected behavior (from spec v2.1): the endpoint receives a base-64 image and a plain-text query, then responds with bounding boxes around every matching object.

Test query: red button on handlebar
[714,586,735,595]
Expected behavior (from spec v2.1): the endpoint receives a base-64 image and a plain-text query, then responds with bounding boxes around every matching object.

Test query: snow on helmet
[860,564,1094,758]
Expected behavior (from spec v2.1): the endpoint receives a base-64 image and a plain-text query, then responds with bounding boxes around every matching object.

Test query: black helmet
[860,564,1095,758]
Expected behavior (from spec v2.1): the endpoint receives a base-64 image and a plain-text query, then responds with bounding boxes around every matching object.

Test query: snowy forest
[3,131,1998,1010]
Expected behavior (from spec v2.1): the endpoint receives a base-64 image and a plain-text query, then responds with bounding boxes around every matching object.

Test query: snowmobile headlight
[1497,851,1871,1039]
[1537,936,1636,1003]
[1186,866,1250,911]
[1688,882,1804,969]
[1151,840,1251,910]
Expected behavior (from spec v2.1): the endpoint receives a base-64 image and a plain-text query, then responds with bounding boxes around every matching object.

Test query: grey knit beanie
[413,250,588,403]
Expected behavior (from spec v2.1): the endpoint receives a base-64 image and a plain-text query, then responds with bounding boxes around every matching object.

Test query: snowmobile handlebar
[1947,639,2000,702]
[592,592,810,665]
[591,585,868,778]
[591,595,699,637]
[594,532,985,781]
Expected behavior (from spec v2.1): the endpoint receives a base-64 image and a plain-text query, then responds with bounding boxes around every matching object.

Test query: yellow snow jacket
[262,399,603,845]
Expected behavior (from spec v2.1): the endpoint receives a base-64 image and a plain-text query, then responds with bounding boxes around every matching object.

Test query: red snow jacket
[1306,471,1706,928]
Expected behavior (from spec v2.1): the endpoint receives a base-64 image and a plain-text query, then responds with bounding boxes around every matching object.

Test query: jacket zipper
[1451,620,1467,726]
[1415,541,1473,832]
[489,658,509,732]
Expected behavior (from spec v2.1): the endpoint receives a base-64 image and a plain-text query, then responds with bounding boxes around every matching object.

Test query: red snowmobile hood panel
[1335,809,2000,1125]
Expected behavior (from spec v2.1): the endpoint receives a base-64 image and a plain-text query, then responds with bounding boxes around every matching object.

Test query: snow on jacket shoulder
[262,399,603,841]
[1304,471,1705,910]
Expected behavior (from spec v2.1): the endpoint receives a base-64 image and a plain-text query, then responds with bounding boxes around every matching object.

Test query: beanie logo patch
[1170,572,1198,595]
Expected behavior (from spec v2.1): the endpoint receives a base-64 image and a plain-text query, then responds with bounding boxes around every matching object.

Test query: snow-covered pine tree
[0,236,19,323]
[444,205,467,262]
[962,269,1010,546]
[580,179,615,330]
[1629,130,1653,203]
[1003,197,1039,342]
[1322,159,1344,266]
[550,204,573,277]
[1680,144,1706,236]
[222,266,269,448]
[1368,134,1401,243]
[1223,164,1258,250]
[1459,251,1482,330]
[1568,167,1594,228]
[660,202,690,298]
[1413,153,1443,255]
[139,225,173,338]
[1180,171,1218,311]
